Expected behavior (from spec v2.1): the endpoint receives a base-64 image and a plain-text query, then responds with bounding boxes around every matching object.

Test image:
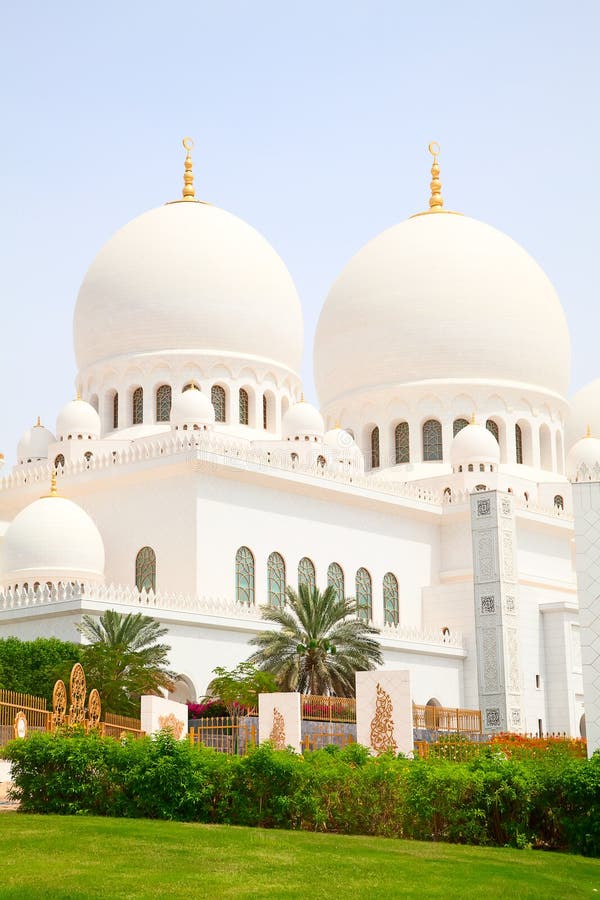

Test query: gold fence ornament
[269,707,286,750]
[52,679,67,728]
[13,711,28,739]
[369,683,398,755]
[69,663,87,725]
[87,689,102,730]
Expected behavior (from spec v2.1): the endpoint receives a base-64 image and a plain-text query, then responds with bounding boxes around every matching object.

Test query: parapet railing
[413,704,482,734]
[0,583,464,649]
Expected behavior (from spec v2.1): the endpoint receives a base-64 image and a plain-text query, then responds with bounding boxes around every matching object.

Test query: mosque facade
[0,140,595,736]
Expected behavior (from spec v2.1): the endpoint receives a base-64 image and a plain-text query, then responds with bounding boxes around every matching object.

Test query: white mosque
[0,139,597,737]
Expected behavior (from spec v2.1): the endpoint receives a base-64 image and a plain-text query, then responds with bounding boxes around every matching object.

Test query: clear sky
[0,1,598,465]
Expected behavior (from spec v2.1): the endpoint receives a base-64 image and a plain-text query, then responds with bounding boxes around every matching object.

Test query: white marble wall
[140,695,188,740]
[572,481,600,756]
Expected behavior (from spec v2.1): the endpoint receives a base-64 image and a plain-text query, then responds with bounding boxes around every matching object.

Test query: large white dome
[314,213,570,407]
[1,493,105,586]
[74,201,303,375]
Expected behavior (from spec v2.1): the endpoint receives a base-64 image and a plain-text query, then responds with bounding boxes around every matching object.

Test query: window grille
[327,562,344,601]
[113,393,119,430]
[156,385,172,422]
[263,394,268,430]
[135,546,156,592]
[453,418,469,437]
[423,419,443,461]
[212,385,226,422]
[267,552,286,608]
[239,389,249,425]
[133,388,143,425]
[298,557,316,590]
[486,419,499,442]
[395,422,410,464]
[371,426,380,469]
[235,546,255,604]
[356,568,372,622]
[383,572,399,626]
[54,454,65,468]
[515,424,523,464]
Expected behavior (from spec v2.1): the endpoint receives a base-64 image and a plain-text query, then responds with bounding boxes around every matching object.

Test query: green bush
[3,733,600,856]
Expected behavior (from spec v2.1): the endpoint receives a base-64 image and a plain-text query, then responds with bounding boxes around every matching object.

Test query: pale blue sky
[1,1,598,464]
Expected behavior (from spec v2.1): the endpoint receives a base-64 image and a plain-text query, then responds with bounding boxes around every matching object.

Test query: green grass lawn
[0,813,599,899]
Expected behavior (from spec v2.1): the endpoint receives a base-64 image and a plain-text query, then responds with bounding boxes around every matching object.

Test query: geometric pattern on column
[470,490,523,733]
[572,481,600,757]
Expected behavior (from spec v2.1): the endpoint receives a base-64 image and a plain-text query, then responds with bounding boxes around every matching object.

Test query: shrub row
[3,731,600,856]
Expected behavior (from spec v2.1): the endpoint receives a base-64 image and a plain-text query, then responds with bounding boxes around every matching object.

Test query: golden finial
[300,393,305,403]
[76,387,81,401]
[428,142,443,211]
[35,416,42,428]
[182,137,196,201]
[470,412,476,425]
[44,469,58,499]
[586,424,592,438]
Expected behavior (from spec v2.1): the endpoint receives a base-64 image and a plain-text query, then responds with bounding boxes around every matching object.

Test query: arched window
[54,454,65,469]
[239,388,249,425]
[113,393,119,430]
[327,562,344,601]
[298,557,316,591]
[355,568,372,622]
[235,546,255,604]
[370,426,380,469]
[554,494,564,510]
[263,394,268,430]
[84,451,93,462]
[135,546,156,592]
[515,424,523,464]
[486,419,499,442]
[383,572,399,626]
[133,388,143,425]
[395,422,410,464]
[453,418,469,437]
[211,385,226,423]
[317,455,326,468]
[475,484,487,491]
[183,382,199,392]
[423,420,443,461]
[267,552,286,608]
[291,452,299,464]
[156,385,172,422]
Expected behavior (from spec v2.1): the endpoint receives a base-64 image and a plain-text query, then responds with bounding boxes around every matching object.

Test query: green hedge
[3,731,600,856]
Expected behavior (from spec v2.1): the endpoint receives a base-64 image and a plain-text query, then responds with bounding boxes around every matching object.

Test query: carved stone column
[470,490,523,733]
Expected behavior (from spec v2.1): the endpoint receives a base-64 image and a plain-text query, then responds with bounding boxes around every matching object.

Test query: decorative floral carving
[52,679,67,728]
[485,707,502,728]
[158,713,185,739]
[87,688,102,730]
[370,683,398,755]
[482,629,499,692]
[502,532,514,577]
[69,663,87,725]
[506,627,520,693]
[477,499,491,517]
[509,708,521,728]
[480,595,495,615]
[504,595,517,615]
[477,533,494,579]
[269,708,286,750]
[501,498,511,516]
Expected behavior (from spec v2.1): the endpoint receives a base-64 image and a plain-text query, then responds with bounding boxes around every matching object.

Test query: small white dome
[17,420,56,463]
[170,388,215,427]
[323,426,364,469]
[566,432,600,481]
[1,491,105,587]
[73,201,303,375]
[282,400,324,440]
[450,422,500,467]
[315,213,570,407]
[56,399,101,441]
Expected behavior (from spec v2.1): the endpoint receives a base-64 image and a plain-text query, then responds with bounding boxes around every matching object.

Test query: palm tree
[247,584,383,696]
[77,610,176,716]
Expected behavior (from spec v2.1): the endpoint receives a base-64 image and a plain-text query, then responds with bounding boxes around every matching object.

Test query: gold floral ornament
[13,711,28,739]
[370,683,398,755]
[52,679,67,728]
[69,663,87,725]
[269,707,286,750]
[87,688,102,730]
[158,713,185,740]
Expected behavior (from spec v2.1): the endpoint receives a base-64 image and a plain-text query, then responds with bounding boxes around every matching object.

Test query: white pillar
[258,692,302,753]
[355,670,413,756]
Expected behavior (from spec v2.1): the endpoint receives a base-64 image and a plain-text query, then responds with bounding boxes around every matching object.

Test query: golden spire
[44,469,58,499]
[586,424,592,438]
[35,416,42,428]
[428,142,443,211]
[470,412,476,425]
[76,387,81,401]
[181,137,196,201]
